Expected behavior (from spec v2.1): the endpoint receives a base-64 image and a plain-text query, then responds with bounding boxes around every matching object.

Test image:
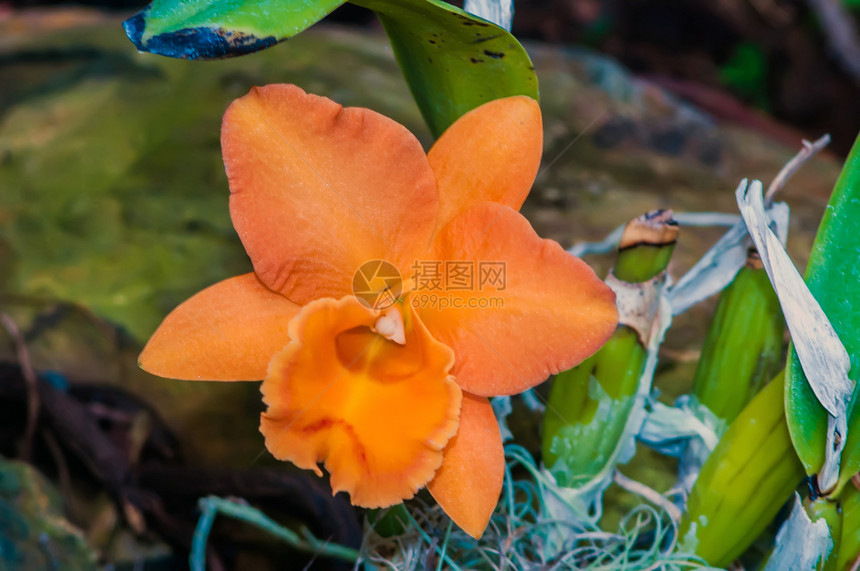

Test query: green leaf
[785,133,860,489]
[124,0,539,138]
[124,0,346,59]
[353,0,538,137]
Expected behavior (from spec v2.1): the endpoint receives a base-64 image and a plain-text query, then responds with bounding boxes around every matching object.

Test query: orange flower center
[259,295,462,507]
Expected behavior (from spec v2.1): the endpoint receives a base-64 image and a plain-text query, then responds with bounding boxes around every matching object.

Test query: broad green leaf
[354,0,538,137]
[124,0,346,59]
[124,0,538,138]
[785,133,860,490]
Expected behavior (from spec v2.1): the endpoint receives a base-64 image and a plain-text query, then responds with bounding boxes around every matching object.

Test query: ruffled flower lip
[259,296,461,508]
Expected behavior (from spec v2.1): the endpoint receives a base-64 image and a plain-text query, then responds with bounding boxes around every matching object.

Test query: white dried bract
[736,178,854,492]
[604,273,664,348]
[464,0,514,30]
[668,204,788,316]
[763,494,835,571]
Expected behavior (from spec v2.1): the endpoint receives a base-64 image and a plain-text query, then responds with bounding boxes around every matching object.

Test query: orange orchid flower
[140,84,617,538]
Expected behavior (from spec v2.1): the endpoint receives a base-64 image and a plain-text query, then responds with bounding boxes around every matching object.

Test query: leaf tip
[123,11,146,51]
[122,13,279,60]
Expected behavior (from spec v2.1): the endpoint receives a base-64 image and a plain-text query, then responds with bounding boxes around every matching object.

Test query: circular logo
[352,260,402,310]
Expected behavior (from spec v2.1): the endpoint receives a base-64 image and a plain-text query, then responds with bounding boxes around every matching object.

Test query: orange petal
[419,203,618,396]
[223,84,439,304]
[260,296,461,507]
[427,393,504,539]
[428,96,542,230]
[140,273,299,381]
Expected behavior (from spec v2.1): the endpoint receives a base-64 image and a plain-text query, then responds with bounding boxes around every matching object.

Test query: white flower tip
[373,308,405,345]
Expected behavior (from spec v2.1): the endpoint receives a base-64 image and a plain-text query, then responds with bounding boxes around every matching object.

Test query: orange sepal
[139,273,299,381]
[420,203,618,396]
[223,84,439,303]
[260,296,462,507]
[428,96,542,230]
[427,393,504,539]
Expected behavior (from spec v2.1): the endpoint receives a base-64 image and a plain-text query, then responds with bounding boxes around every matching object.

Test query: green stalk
[542,210,677,488]
[613,210,679,283]
[692,248,785,424]
[679,372,805,567]
[836,483,860,571]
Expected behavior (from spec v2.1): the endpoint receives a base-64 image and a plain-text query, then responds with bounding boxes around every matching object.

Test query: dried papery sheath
[762,494,835,571]
[638,396,723,493]
[673,212,742,227]
[464,0,514,30]
[668,202,789,316]
[737,178,854,491]
[603,274,662,348]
